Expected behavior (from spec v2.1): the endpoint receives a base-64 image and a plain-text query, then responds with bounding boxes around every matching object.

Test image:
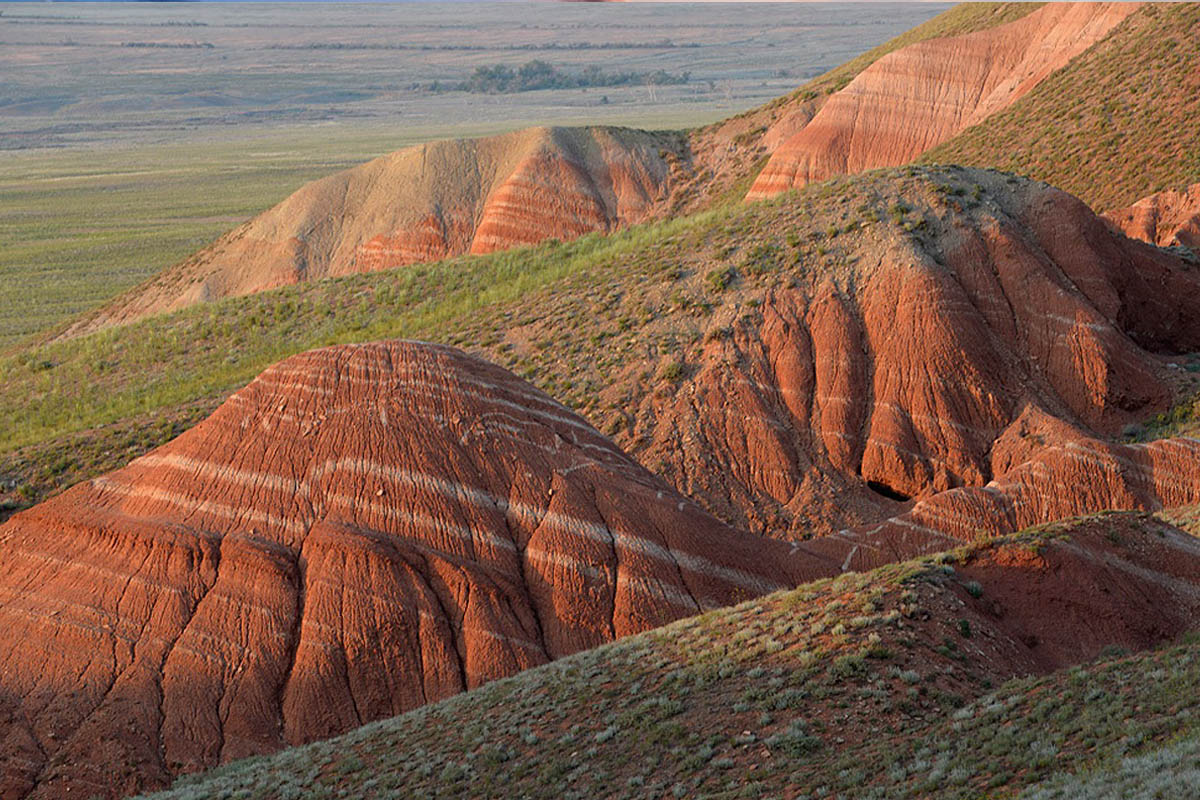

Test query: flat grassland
[0,1,945,349]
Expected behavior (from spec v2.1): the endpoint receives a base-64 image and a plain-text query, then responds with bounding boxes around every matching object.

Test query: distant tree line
[429,60,690,94]
[268,40,698,52]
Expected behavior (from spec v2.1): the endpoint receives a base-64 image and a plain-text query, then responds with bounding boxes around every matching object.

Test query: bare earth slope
[0,341,833,799]
[62,126,682,338]
[747,2,1136,200]
[1104,182,1200,250]
[586,169,1200,558]
[138,514,1200,800]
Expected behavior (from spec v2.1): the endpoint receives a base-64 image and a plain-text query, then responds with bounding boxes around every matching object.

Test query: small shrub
[659,361,686,383]
[706,266,737,292]
[830,652,867,680]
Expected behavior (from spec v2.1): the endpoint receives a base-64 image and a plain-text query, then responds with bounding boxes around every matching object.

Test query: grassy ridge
[0,117,718,352]
[0,201,730,450]
[138,517,1200,800]
[921,3,1200,210]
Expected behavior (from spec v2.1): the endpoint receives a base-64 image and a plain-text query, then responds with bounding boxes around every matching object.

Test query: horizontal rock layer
[0,341,833,799]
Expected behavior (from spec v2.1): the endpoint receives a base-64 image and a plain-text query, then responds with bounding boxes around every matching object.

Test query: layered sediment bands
[747,3,1136,200]
[1104,183,1200,250]
[64,126,678,337]
[824,422,1200,571]
[0,341,833,799]
[622,172,1200,547]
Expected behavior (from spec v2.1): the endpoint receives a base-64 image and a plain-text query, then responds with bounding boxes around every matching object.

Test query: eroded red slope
[0,341,833,799]
[1104,183,1200,250]
[613,169,1200,553]
[747,2,1137,200]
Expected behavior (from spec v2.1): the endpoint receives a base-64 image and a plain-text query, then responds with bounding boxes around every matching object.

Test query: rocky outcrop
[619,170,1200,549]
[0,341,833,799]
[63,126,680,338]
[826,427,1200,571]
[1104,183,1200,250]
[747,3,1137,200]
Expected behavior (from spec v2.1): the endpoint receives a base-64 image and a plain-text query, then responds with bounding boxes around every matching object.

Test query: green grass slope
[0,129,424,351]
[137,513,1200,800]
[921,3,1200,211]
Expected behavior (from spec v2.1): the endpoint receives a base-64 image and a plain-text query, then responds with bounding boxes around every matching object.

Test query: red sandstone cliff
[0,341,833,799]
[747,3,1137,200]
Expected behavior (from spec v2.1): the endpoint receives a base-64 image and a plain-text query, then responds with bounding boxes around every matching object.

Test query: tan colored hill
[1104,182,1200,249]
[136,513,1200,800]
[747,2,1136,200]
[60,126,682,338]
[0,340,834,799]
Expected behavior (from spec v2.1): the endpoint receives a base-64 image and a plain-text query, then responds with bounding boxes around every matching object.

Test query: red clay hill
[0,341,836,799]
[747,2,1136,199]
[1104,183,1200,251]
[598,169,1200,559]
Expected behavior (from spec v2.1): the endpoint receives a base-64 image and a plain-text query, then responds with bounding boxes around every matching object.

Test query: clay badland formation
[62,126,682,337]
[576,169,1200,562]
[2,2,1200,798]
[747,2,1136,198]
[5,167,1199,798]
[142,513,1200,799]
[1105,183,1200,250]
[0,341,835,798]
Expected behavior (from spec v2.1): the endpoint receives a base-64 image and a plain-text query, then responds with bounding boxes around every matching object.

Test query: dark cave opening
[866,480,913,503]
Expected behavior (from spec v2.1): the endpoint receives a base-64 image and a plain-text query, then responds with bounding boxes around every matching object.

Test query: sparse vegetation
[136,518,1200,800]
[922,4,1200,209]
